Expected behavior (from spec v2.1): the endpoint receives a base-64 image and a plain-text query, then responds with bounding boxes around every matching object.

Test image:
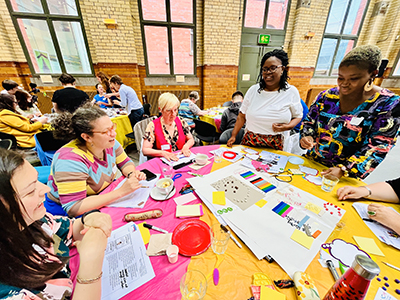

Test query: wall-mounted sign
[258,34,271,45]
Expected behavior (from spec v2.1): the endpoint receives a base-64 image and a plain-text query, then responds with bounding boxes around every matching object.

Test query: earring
[91,143,94,147]
[364,80,373,92]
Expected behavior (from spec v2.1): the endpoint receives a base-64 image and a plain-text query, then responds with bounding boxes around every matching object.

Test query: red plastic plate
[172,219,211,256]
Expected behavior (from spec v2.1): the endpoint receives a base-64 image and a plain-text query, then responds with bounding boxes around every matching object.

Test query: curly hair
[257,49,290,93]
[0,93,18,113]
[15,90,33,110]
[339,45,382,73]
[52,105,107,143]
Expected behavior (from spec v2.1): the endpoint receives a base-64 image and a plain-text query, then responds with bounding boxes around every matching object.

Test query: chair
[0,132,17,149]
[125,104,153,140]
[193,119,221,145]
[222,100,232,107]
[0,139,12,150]
[34,131,69,166]
[133,116,157,164]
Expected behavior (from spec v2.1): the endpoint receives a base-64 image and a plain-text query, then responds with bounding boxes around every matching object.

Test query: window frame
[389,50,400,77]
[314,0,370,77]
[5,0,94,77]
[138,0,197,77]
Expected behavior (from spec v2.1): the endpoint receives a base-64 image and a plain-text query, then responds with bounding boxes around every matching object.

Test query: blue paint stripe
[272,201,286,213]
[297,215,310,228]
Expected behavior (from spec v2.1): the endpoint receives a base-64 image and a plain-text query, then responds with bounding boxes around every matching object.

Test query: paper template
[176,204,203,218]
[321,239,370,268]
[291,229,314,249]
[212,191,226,205]
[304,174,322,186]
[353,236,385,257]
[101,223,155,300]
[138,222,150,245]
[299,165,318,176]
[260,285,286,300]
[174,193,197,205]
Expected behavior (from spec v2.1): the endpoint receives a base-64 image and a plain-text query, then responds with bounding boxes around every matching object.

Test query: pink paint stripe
[281,206,293,218]
[199,204,203,216]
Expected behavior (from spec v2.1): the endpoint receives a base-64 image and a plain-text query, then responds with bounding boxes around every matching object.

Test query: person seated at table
[219,90,245,144]
[0,94,48,148]
[52,73,90,113]
[96,71,121,108]
[109,75,144,129]
[46,106,146,217]
[92,83,112,108]
[227,49,303,149]
[178,91,209,128]
[300,45,400,180]
[1,79,20,95]
[15,89,43,119]
[0,148,111,300]
[142,93,195,161]
[337,177,400,235]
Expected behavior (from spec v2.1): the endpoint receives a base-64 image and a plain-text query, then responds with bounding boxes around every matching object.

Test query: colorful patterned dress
[0,214,74,300]
[300,87,400,179]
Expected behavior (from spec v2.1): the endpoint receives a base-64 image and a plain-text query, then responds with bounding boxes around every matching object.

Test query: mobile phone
[141,169,157,181]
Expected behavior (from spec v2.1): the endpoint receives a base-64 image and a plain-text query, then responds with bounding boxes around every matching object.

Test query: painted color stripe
[250,177,263,184]
[272,202,286,213]
[279,205,290,216]
[262,185,276,193]
[255,180,267,188]
[281,206,293,217]
[297,215,310,228]
[246,173,257,179]
[240,171,254,178]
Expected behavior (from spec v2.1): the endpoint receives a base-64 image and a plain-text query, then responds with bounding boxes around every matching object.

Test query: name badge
[350,116,364,126]
[161,144,171,151]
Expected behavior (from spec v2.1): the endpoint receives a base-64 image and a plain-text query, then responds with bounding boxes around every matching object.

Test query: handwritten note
[213,191,226,206]
[305,202,322,215]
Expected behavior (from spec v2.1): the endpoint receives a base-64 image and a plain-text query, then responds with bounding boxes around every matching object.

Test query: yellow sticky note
[213,191,226,205]
[255,199,267,208]
[305,202,322,214]
[291,229,314,249]
[353,236,385,257]
[138,222,150,245]
[260,285,286,300]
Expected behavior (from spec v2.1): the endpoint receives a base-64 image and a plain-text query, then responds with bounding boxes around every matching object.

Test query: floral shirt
[300,87,400,179]
[0,214,74,300]
[143,116,191,151]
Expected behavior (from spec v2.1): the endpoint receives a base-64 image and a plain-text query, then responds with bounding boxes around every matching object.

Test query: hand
[272,123,289,132]
[162,151,179,161]
[120,176,142,196]
[26,114,34,119]
[74,228,108,260]
[368,204,400,234]
[81,212,112,237]
[227,136,236,147]
[104,94,112,99]
[180,147,192,157]
[134,170,146,181]
[321,167,343,179]
[337,186,369,201]
[37,116,48,124]
[300,136,315,150]
[34,112,42,117]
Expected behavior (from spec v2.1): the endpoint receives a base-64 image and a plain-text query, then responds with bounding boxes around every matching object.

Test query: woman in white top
[15,90,42,119]
[227,49,303,149]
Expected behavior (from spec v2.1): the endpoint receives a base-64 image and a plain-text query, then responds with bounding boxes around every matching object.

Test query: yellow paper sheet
[290,229,314,249]
[305,202,322,214]
[213,191,226,205]
[255,199,268,208]
[260,285,286,300]
[138,222,150,245]
[353,236,385,257]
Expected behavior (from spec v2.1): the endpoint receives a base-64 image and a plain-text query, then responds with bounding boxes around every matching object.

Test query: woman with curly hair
[300,45,400,179]
[227,49,303,149]
[46,106,145,217]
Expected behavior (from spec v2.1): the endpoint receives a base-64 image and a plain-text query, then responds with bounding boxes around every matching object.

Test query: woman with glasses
[45,106,146,217]
[300,45,400,179]
[143,93,195,161]
[227,49,303,149]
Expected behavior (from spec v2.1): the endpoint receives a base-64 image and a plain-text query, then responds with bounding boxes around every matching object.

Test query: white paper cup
[156,178,174,195]
[195,154,208,166]
[166,245,179,264]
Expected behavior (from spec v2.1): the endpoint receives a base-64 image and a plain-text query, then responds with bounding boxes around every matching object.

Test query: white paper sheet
[101,222,155,300]
[107,176,159,208]
[374,288,397,300]
[210,147,243,163]
[160,153,196,167]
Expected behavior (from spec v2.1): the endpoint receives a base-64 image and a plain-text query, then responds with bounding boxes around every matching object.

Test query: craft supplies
[326,260,340,281]
[220,224,242,248]
[294,272,320,300]
[179,183,194,195]
[143,223,169,234]
[240,170,277,193]
[274,279,294,288]
[124,209,163,222]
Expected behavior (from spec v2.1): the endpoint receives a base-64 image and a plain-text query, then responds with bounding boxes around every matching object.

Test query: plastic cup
[162,163,174,178]
[166,245,179,264]
[321,174,339,192]
[214,153,223,163]
[180,270,207,300]
[210,224,230,255]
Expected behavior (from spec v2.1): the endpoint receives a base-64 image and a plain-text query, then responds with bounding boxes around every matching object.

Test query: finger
[80,226,90,235]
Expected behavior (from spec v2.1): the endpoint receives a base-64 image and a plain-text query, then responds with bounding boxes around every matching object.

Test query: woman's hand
[81,212,112,237]
[134,170,146,181]
[37,116,48,124]
[300,136,315,150]
[162,151,179,161]
[26,114,34,119]
[321,167,343,179]
[337,186,369,201]
[272,123,289,132]
[227,136,236,147]
[120,176,142,196]
[180,147,192,157]
[368,204,400,234]
[74,228,108,260]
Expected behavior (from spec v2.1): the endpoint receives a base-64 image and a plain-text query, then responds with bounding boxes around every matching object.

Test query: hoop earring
[364,80,373,92]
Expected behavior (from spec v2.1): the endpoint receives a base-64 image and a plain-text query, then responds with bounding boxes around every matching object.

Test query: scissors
[172,173,183,181]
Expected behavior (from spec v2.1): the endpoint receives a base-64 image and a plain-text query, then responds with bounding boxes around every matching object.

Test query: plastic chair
[193,119,221,145]
[0,132,17,149]
[34,131,68,166]
[222,100,232,107]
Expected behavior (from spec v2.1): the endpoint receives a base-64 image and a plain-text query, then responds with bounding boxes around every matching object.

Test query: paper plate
[150,186,176,201]
[172,219,211,256]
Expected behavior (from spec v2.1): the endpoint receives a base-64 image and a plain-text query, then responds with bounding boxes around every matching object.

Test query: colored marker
[143,223,168,234]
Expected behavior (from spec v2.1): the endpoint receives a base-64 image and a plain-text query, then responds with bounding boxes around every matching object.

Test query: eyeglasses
[92,123,117,135]
[261,65,283,74]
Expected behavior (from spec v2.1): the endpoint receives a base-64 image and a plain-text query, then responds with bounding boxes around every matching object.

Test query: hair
[15,90,33,110]
[257,49,290,93]
[58,73,76,85]
[188,91,199,101]
[52,105,107,143]
[339,45,382,73]
[0,93,18,113]
[95,83,105,94]
[2,79,18,91]
[0,148,67,289]
[109,75,123,86]
[232,90,244,101]
[96,71,110,91]
[158,92,180,111]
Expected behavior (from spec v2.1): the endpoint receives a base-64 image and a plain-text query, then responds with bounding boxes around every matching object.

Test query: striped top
[47,139,133,213]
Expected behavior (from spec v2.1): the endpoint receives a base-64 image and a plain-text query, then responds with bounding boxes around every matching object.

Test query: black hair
[257,49,290,93]
[15,90,33,110]
[2,80,18,91]
[232,90,244,99]
[58,73,76,85]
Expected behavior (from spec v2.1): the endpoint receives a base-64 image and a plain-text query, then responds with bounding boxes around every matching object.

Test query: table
[69,146,400,300]
[110,115,135,148]
[200,107,227,132]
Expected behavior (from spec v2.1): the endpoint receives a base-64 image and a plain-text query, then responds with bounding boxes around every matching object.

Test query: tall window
[139,0,196,76]
[244,0,290,30]
[392,53,400,76]
[5,0,93,75]
[315,0,368,76]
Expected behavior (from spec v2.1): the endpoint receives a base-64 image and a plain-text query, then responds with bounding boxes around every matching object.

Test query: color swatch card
[272,201,294,218]
[176,204,203,218]
[240,171,276,193]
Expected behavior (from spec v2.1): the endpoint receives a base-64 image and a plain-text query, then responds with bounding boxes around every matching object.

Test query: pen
[362,218,377,223]
[143,223,169,234]
[140,186,150,188]
[220,224,242,249]
[326,260,340,281]
[382,261,400,272]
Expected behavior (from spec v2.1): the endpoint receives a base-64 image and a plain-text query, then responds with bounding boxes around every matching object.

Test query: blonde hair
[340,45,382,73]
[158,93,180,111]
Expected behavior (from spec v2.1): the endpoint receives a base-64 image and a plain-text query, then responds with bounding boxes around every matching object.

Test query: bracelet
[337,164,349,177]
[127,171,134,178]
[81,209,101,225]
[76,272,103,284]
[363,186,372,198]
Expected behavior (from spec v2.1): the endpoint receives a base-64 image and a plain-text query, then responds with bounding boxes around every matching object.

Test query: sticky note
[260,285,286,300]
[255,199,267,208]
[312,230,322,239]
[213,191,226,205]
[291,229,314,249]
[138,222,150,245]
[176,204,203,218]
[305,202,322,214]
[174,193,197,205]
[353,236,385,257]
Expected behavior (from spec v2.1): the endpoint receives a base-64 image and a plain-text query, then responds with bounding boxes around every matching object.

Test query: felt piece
[353,236,385,257]
[291,229,314,250]
[146,233,172,256]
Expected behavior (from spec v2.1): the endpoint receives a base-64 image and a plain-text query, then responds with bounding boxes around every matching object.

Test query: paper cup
[167,245,179,264]
[195,154,208,166]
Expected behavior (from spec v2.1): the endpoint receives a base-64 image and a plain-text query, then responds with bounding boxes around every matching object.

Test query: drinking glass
[321,174,339,192]
[180,270,207,300]
[210,224,230,255]
[162,163,174,178]
[214,153,223,163]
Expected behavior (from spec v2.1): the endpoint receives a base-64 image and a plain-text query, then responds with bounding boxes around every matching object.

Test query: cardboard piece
[260,285,286,300]
[291,229,314,250]
[353,236,385,257]
[176,204,203,218]
[212,191,226,206]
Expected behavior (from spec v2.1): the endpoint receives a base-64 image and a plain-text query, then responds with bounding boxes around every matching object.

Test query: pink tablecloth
[69,145,220,299]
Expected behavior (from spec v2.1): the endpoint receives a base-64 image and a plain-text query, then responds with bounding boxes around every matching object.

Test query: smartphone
[141,169,157,181]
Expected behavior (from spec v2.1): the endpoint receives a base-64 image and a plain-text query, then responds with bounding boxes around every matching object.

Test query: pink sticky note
[174,193,197,205]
